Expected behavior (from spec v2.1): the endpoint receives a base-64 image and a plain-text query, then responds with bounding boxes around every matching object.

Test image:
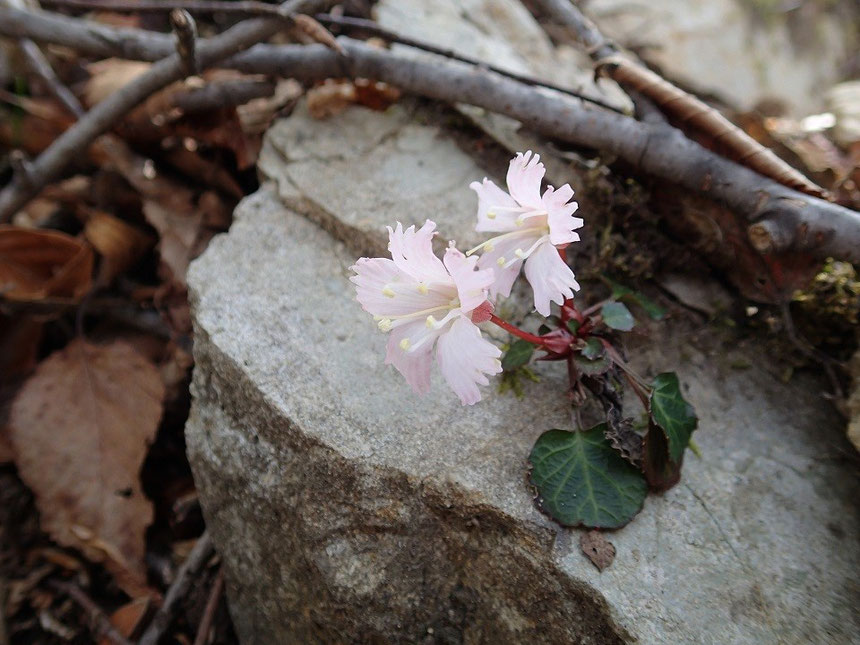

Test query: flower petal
[506,151,545,210]
[350,257,449,317]
[387,220,449,284]
[542,184,584,246]
[443,247,494,314]
[523,240,580,316]
[475,229,543,299]
[384,320,438,395]
[436,317,502,405]
[469,178,520,232]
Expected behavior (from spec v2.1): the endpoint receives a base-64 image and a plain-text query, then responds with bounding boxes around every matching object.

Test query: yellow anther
[483,242,495,252]
[426,315,436,328]
[382,286,396,298]
[515,216,525,226]
[377,318,393,332]
[515,248,525,258]
[399,338,411,351]
[417,283,428,294]
[497,256,506,266]
[486,211,497,220]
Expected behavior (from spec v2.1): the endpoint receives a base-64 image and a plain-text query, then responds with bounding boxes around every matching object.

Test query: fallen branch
[0,0,330,222]
[531,0,828,198]
[137,531,215,645]
[1,7,859,262]
[313,12,625,114]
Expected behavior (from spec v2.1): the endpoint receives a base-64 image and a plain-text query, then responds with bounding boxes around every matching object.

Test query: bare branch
[1,7,858,262]
[313,12,626,114]
[531,0,829,198]
[40,0,343,52]
[137,531,215,645]
[18,38,84,117]
[0,0,330,222]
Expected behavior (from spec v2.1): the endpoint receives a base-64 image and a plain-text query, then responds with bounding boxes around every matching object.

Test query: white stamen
[399,338,411,351]
[382,286,396,298]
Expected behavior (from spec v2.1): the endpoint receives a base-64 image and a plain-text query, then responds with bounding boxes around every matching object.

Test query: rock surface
[186,105,860,644]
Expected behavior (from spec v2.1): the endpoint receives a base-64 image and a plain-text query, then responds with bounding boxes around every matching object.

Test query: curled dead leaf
[8,339,165,596]
[0,226,93,302]
[82,209,154,284]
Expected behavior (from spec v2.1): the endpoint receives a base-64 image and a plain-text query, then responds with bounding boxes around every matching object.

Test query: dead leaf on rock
[580,530,616,571]
[0,227,94,302]
[8,339,165,596]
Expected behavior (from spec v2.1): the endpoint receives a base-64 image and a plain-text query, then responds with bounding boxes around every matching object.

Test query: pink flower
[350,220,502,405]
[469,151,583,316]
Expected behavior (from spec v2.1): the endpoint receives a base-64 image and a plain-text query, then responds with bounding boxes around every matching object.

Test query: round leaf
[649,372,698,463]
[529,425,648,529]
[601,302,635,331]
[501,339,534,371]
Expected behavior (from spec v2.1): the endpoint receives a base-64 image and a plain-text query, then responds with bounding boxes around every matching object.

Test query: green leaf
[601,302,635,331]
[603,276,667,320]
[501,339,534,371]
[529,425,647,529]
[581,337,604,360]
[566,319,581,335]
[649,372,697,463]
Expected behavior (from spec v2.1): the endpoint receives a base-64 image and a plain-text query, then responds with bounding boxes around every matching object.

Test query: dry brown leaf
[143,200,211,283]
[579,530,616,571]
[82,209,154,284]
[307,79,401,120]
[0,227,94,302]
[102,597,152,644]
[8,339,165,596]
[83,59,152,107]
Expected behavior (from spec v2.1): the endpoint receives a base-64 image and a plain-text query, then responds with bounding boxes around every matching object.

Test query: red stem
[489,314,546,345]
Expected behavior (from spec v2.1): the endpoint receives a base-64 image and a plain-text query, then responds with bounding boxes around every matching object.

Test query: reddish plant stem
[489,314,546,345]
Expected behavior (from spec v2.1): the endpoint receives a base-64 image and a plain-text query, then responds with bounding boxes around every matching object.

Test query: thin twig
[18,38,84,117]
[40,0,342,52]
[0,0,330,222]
[313,13,626,114]
[170,9,198,76]
[137,531,215,645]
[46,579,133,645]
[191,567,225,645]
[1,8,858,262]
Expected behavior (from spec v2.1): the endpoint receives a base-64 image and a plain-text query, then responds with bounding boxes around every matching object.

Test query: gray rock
[187,107,860,643]
[586,0,856,115]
